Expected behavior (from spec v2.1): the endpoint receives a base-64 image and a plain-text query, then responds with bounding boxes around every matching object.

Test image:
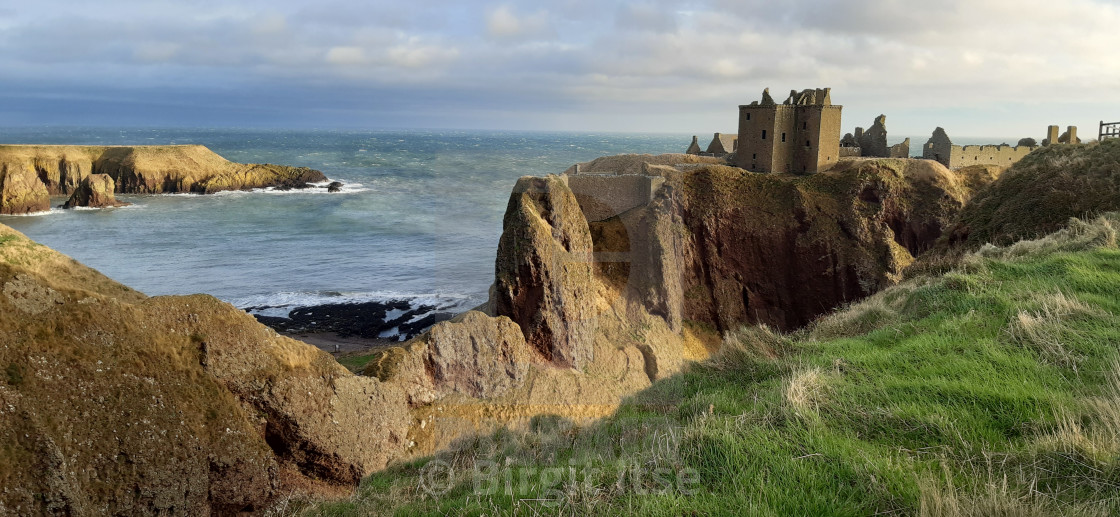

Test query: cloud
[0,0,1117,134]
[485,5,553,40]
[616,3,678,33]
[325,46,366,65]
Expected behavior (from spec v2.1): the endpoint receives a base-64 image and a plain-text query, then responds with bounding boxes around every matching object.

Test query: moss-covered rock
[0,224,410,514]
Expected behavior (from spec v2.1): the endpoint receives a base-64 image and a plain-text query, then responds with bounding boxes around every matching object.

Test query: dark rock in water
[327,181,343,193]
[399,312,454,337]
[251,300,450,341]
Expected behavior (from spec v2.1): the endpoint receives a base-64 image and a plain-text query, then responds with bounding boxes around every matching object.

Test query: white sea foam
[231,290,476,318]
[153,179,371,198]
[0,208,65,217]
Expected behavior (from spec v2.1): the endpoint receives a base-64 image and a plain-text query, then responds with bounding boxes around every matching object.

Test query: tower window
[762,130,767,140]
[803,122,807,129]
[806,140,811,147]
[752,153,757,159]
[781,133,786,142]
[746,113,751,121]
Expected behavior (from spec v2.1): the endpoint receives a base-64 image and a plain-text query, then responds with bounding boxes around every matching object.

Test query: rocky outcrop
[493,175,597,369]
[0,145,328,213]
[0,162,50,214]
[560,157,988,334]
[363,311,530,405]
[0,224,409,514]
[62,174,129,209]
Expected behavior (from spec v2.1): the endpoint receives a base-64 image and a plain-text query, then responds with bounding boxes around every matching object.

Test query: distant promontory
[0,144,328,214]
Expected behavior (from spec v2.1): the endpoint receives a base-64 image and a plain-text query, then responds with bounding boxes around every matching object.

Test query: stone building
[685,133,738,157]
[735,87,843,174]
[922,127,1037,169]
[841,115,910,158]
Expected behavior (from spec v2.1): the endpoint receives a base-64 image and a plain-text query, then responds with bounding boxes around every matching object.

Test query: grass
[948,139,1120,247]
[283,215,1120,516]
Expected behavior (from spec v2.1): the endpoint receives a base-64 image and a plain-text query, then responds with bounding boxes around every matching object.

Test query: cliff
[0,225,410,514]
[0,145,327,214]
[354,154,993,463]
[0,152,1003,513]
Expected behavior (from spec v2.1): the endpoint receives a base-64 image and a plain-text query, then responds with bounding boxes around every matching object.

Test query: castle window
[762,130,767,140]
[806,140,811,147]
[781,133,786,142]
[803,122,807,129]
[746,113,751,121]
[752,153,757,159]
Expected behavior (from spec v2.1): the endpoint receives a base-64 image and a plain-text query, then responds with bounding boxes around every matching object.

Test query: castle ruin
[840,115,910,158]
[686,133,738,157]
[735,88,842,174]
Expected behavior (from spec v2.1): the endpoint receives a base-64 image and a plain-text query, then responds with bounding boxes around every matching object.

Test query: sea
[0,128,694,322]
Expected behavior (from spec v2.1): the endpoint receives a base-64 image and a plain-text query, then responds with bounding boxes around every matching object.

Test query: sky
[1,0,1118,138]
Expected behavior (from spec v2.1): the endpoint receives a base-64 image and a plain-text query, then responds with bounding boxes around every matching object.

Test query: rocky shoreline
[248,299,456,343]
[0,144,331,214]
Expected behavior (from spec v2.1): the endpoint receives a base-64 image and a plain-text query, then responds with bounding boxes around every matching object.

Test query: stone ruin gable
[736,87,842,174]
[685,133,737,156]
[706,133,738,155]
[923,127,1037,169]
[686,136,703,155]
[565,168,667,223]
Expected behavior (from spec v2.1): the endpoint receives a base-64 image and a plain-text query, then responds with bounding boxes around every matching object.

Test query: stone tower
[736,88,842,174]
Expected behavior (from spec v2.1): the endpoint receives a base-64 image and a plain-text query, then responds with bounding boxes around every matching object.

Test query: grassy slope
[947,139,1120,247]
[287,215,1120,516]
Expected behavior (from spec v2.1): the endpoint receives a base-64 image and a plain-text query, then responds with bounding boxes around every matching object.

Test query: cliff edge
[0,145,327,214]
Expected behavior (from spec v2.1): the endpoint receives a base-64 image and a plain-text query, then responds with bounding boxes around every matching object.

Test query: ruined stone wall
[839,147,862,157]
[889,138,911,158]
[566,173,666,222]
[947,144,1035,169]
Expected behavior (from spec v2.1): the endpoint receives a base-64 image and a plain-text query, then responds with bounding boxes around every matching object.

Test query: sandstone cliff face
[493,175,597,369]
[363,311,530,405]
[62,174,129,209]
[0,162,50,215]
[563,156,986,334]
[668,158,977,331]
[0,224,409,514]
[0,145,328,213]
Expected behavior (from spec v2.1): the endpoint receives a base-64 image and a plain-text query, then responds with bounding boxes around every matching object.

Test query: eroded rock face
[493,175,597,369]
[62,174,130,209]
[0,162,50,215]
[364,311,531,405]
[672,159,973,332]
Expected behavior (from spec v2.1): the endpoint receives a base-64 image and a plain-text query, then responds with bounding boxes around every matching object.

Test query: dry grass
[977,214,1119,261]
[1036,361,1120,464]
[784,367,828,419]
[1006,292,1098,369]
